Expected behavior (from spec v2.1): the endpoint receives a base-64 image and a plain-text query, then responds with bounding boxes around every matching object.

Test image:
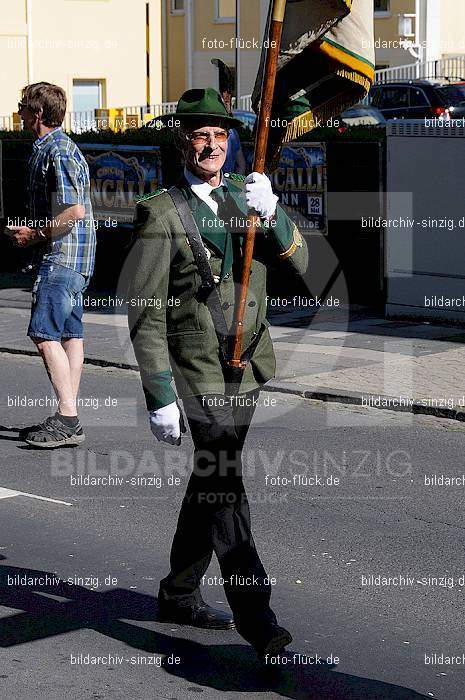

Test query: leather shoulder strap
[168,187,217,293]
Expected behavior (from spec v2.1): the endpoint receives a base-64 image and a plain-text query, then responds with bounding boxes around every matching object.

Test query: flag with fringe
[252,0,375,169]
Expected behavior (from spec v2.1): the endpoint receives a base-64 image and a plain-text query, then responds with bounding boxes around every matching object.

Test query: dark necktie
[210,186,228,221]
[209,186,234,276]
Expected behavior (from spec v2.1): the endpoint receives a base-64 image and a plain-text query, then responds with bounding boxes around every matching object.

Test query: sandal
[25,414,85,449]
[19,422,46,441]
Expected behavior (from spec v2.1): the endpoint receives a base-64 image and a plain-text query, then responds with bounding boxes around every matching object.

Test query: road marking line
[0,488,20,499]
[0,487,72,506]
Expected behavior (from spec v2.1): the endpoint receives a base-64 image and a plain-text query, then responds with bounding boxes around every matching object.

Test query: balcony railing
[62,102,179,133]
[0,115,13,130]
[374,56,465,83]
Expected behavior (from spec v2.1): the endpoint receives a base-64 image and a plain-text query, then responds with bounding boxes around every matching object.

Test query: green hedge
[0,123,253,145]
[0,122,384,147]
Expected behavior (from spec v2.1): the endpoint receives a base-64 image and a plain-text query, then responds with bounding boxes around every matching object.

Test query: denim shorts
[27,260,88,341]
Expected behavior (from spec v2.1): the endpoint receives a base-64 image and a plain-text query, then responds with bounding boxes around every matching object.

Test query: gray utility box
[386,120,465,323]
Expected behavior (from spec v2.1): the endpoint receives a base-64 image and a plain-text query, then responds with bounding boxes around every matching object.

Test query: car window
[435,85,465,105]
[378,87,409,109]
[408,88,430,107]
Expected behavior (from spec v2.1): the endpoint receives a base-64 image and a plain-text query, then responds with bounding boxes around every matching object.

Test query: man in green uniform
[127,88,308,660]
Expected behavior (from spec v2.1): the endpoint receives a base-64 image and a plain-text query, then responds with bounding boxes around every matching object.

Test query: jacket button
[248,300,256,307]
[222,302,230,310]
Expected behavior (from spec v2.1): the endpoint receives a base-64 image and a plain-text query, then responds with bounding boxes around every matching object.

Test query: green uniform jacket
[127,173,308,410]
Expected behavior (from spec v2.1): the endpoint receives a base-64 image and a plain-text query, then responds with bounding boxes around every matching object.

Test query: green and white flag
[252,0,375,166]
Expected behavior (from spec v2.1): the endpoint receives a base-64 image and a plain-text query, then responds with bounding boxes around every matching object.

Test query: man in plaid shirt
[6,82,96,448]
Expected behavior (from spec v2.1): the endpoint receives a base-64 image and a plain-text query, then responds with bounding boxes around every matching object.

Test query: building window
[72,80,104,112]
[214,0,236,23]
[170,0,184,14]
[374,0,390,14]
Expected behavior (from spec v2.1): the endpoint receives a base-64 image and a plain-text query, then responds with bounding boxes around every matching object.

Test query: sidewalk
[1,287,465,421]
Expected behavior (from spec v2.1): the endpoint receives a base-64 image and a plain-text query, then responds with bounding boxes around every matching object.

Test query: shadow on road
[0,425,80,449]
[0,425,28,442]
[0,557,431,699]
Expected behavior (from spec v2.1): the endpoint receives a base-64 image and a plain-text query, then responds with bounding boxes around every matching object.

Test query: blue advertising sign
[244,143,327,233]
[80,144,162,223]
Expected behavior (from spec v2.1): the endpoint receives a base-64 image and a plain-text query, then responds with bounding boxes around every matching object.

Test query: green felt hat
[159,87,242,128]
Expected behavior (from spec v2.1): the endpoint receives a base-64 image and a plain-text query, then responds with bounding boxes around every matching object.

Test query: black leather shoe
[252,624,293,661]
[157,603,235,630]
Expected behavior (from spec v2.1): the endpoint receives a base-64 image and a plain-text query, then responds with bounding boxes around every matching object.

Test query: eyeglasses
[18,101,27,113]
[186,130,229,145]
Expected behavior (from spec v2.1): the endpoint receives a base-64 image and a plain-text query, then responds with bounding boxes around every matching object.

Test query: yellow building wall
[8,0,464,117]
[439,0,465,56]
[193,0,260,49]
[193,0,262,96]
[165,12,186,101]
[149,0,163,105]
[0,0,152,116]
[194,0,232,49]
[165,0,263,101]
[374,0,415,42]
[31,0,147,110]
[373,0,416,68]
[0,1,29,116]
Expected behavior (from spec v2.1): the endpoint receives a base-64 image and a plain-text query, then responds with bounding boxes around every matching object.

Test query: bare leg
[61,338,84,407]
[32,339,76,416]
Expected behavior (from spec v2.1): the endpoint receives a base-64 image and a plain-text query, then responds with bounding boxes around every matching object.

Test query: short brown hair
[21,82,67,127]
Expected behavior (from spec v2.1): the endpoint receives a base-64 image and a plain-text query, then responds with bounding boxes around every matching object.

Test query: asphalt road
[0,353,464,700]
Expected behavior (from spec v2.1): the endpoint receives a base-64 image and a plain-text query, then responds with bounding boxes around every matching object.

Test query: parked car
[368,79,465,120]
[339,103,386,126]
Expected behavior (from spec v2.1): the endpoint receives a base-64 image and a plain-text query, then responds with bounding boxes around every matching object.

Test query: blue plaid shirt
[28,128,96,277]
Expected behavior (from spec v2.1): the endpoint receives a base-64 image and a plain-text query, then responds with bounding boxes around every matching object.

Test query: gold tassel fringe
[335,68,372,92]
[283,71,372,142]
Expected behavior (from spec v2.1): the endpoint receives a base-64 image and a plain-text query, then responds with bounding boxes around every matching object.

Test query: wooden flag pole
[229,0,287,368]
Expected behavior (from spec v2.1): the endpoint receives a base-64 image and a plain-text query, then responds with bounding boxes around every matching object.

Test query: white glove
[244,171,279,219]
[149,401,186,446]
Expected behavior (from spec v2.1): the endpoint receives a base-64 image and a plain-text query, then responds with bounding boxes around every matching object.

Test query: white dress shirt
[183,167,226,216]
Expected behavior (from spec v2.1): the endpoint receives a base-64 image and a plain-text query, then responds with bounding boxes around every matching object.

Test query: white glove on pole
[149,401,186,446]
[244,171,279,219]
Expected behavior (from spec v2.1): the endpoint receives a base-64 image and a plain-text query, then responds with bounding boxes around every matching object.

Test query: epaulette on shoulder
[135,188,167,204]
[225,173,246,183]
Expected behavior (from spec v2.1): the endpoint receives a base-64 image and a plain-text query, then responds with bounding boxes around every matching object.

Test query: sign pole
[235,0,241,105]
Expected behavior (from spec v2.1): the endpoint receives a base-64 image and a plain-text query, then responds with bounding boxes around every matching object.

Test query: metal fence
[0,115,12,130]
[62,102,179,133]
[237,94,252,111]
[1,100,180,134]
[63,110,95,133]
[374,56,465,83]
[1,96,245,133]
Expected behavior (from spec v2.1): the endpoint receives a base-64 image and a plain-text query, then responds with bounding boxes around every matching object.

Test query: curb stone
[1,346,463,424]
[265,381,465,423]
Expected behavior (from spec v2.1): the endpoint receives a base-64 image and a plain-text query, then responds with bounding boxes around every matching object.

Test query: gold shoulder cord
[278,226,303,259]
[279,242,298,259]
